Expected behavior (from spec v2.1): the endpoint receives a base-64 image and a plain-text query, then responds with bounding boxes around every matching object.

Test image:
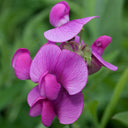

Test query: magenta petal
[74,36,84,45]
[12,48,31,80]
[27,86,44,107]
[92,51,118,71]
[44,16,99,42]
[91,35,112,56]
[39,73,61,100]
[41,100,55,127]
[30,44,61,83]
[50,1,70,27]
[54,91,84,124]
[29,100,42,117]
[44,41,56,45]
[55,49,88,95]
[88,56,102,75]
[38,71,48,97]
[44,74,61,100]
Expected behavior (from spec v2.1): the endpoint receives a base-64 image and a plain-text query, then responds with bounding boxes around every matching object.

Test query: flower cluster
[12,1,117,127]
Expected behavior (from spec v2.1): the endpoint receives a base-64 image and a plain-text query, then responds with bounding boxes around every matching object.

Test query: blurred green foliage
[0,0,128,128]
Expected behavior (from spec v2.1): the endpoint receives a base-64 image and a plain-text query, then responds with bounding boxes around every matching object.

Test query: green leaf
[113,111,128,126]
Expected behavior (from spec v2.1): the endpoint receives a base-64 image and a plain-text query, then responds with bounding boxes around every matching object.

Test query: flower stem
[69,124,73,128]
[99,68,128,128]
[79,28,83,46]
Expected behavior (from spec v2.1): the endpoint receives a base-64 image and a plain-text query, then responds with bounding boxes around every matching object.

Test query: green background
[0,0,128,128]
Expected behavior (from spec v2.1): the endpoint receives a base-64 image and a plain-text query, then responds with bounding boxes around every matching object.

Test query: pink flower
[12,44,88,127]
[30,44,88,95]
[66,35,118,74]
[49,1,70,27]
[89,35,118,74]
[12,48,31,80]
[44,1,99,42]
[27,86,84,127]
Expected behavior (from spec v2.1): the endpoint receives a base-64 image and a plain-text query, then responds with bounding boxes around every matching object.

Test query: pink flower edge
[12,48,31,80]
[92,51,118,71]
[44,16,99,42]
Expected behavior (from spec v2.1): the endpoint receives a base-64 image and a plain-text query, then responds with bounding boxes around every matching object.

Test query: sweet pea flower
[49,1,70,27]
[11,40,55,80]
[44,1,99,42]
[89,35,118,74]
[14,44,88,127]
[12,48,31,80]
[27,86,84,127]
[61,35,118,75]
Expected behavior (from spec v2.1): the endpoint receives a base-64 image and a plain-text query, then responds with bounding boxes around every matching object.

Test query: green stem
[69,124,73,128]
[99,68,128,128]
[79,28,83,46]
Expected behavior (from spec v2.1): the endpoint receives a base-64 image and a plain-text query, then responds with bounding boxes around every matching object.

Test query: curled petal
[54,90,84,124]
[39,73,61,100]
[29,100,42,117]
[12,48,31,80]
[41,100,55,127]
[27,86,45,107]
[92,51,118,71]
[38,71,48,98]
[88,56,102,75]
[55,49,88,95]
[44,74,61,100]
[91,35,112,56]
[50,1,70,27]
[30,44,61,83]
[44,16,99,42]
